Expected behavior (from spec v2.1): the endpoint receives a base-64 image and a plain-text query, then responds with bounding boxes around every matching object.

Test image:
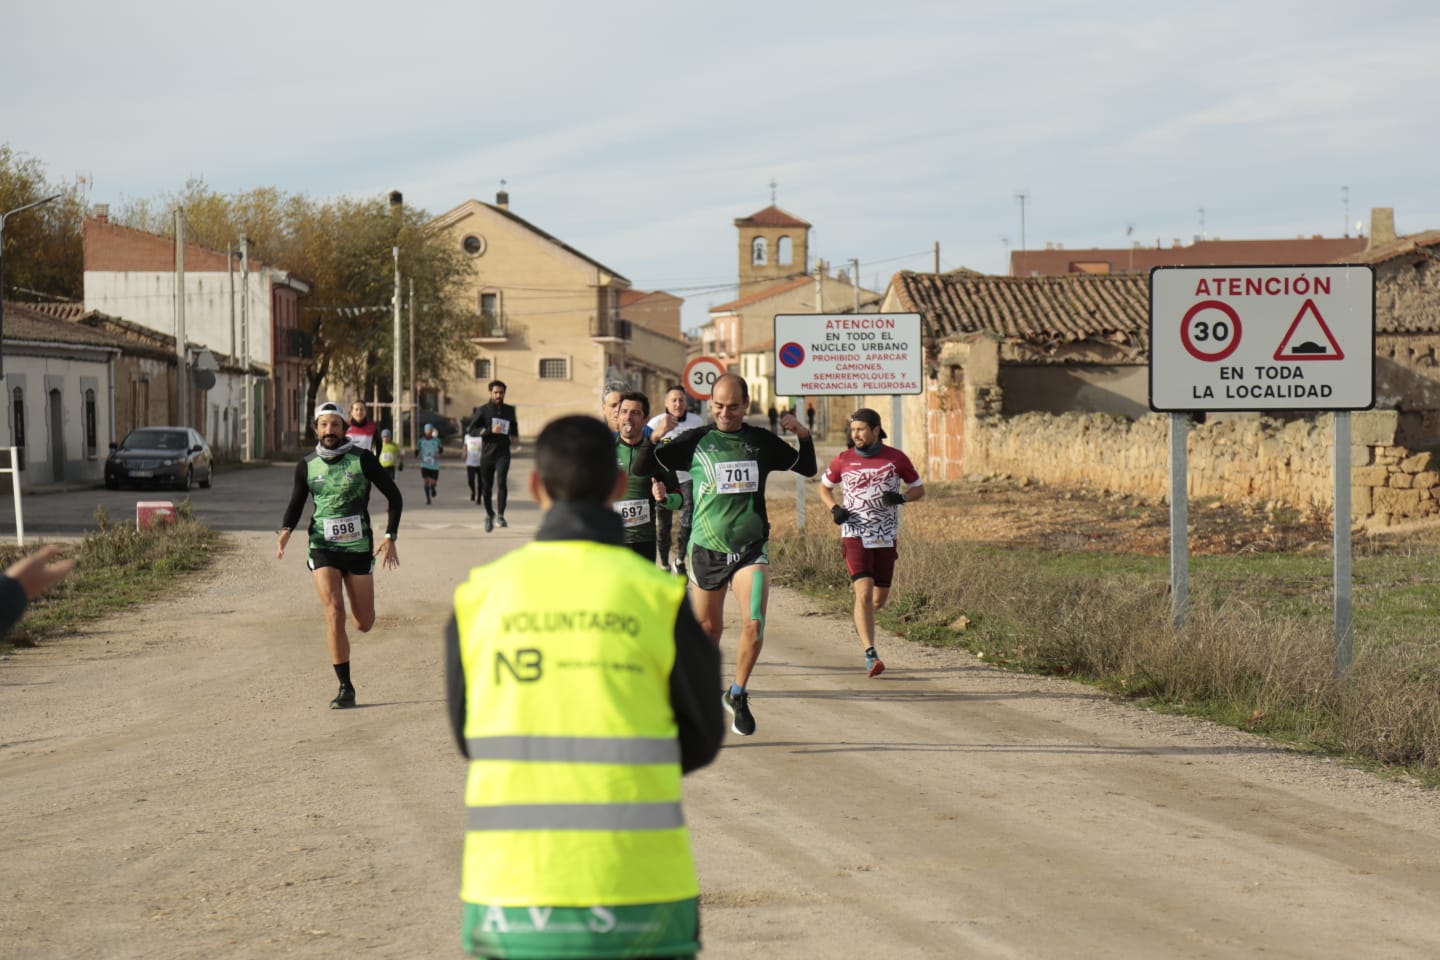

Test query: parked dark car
[105,427,214,491]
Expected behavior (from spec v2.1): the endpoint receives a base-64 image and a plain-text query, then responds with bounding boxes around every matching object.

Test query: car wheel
[199,467,212,489]
[180,468,193,492]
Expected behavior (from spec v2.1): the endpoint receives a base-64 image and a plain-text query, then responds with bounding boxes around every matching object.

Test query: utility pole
[1015,191,1029,275]
[392,246,401,437]
[934,241,940,274]
[850,258,860,312]
[240,234,252,462]
[175,209,188,428]
[0,192,61,377]
[408,277,417,447]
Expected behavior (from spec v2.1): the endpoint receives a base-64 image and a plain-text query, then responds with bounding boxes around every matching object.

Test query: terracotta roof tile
[733,205,812,229]
[1339,230,1440,265]
[710,274,812,312]
[892,271,1150,360]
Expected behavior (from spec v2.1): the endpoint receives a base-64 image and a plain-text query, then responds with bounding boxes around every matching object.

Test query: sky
[5,0,1440,335]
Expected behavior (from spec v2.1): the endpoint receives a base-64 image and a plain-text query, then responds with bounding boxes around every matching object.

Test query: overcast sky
[5,1,1438,333]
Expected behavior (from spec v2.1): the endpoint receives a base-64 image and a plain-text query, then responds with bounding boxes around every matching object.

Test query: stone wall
[963,408,1436,527]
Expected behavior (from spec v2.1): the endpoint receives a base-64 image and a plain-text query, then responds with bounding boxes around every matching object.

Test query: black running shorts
[308,548,375,576]
[687,541,768,592]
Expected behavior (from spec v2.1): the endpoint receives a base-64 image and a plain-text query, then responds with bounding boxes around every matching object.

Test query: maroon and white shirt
[346,419,378,453]
[821,446,922,548]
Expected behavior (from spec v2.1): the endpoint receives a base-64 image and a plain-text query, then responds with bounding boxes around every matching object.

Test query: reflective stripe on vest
[454,538,696,906]
[466,734,680,764]
[468,801,685,831]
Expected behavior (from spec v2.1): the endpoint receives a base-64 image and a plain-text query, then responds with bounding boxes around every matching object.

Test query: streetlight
[0,193,62,378]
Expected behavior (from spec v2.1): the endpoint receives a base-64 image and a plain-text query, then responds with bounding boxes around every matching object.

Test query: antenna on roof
[769,179,777,204]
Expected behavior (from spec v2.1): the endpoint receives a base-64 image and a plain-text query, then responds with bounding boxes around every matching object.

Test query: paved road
[0,454,508,538]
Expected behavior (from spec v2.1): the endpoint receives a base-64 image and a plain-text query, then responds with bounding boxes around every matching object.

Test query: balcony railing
[589,315,632,341]
[473,310,509,340]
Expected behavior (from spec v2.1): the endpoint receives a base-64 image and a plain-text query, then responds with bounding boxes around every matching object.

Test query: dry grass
[767,478,1440,780]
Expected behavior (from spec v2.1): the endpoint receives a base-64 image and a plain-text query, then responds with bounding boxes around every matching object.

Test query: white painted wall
[0,348,118,487]
[84,270,273,365]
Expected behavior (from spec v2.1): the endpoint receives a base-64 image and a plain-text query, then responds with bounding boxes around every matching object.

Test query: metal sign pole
[1169,412,1189,627]
[1334,412,1353,674]
[5,446,24,547]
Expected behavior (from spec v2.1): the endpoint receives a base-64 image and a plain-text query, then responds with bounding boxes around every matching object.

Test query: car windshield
[124,429,187,450]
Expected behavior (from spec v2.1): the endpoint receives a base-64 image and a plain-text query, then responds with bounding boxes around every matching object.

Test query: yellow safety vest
[453,539,695,907]
[378,440,401,468]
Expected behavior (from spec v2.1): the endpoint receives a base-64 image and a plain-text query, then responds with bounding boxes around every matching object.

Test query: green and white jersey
[281,448,403,557]
[655,424,816,554]
[418,436,443,470]
[303,452,375,553]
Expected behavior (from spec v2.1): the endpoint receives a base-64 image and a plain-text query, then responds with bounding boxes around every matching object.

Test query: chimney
[94,203,109,223]
[389,190,403,208]
[1368,207,1396,249]
[496,187,509,210]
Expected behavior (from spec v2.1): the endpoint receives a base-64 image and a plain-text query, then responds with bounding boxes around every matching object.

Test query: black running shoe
[330,685,356,709]
[722,689,756,736]
[496,515,508,528]
[484,515,494,532]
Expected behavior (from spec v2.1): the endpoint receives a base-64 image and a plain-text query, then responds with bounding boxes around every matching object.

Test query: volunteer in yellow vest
[377,428,404,480]
[446,414,724,960]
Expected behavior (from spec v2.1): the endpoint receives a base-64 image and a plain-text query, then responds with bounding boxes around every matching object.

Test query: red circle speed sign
[683,356,726,400]
[1180,300,1242,362]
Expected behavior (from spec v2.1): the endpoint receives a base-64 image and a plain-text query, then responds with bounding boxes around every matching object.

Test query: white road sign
[683,355,727,400]
[773,313,923,396]
[1149,265,1374,412]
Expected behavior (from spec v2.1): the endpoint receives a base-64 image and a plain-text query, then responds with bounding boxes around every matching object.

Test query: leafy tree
[0,145,85,301]
[117,181,474,437]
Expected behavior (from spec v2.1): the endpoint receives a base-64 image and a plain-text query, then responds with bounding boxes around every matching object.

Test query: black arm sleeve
[670,598,725,773]
[509,404,519,444]
[280,459,310,531]
[789,434,818,478]
[653,425,708,472]
[360,450,404,538]
[0,576,28,640]
[445,613,469,758]
[633,441,680,490]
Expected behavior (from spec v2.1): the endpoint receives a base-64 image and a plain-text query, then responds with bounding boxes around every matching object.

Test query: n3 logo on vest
[494,648,543,683]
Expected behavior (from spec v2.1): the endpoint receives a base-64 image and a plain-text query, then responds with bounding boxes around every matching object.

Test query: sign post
[1150,265,1375,672]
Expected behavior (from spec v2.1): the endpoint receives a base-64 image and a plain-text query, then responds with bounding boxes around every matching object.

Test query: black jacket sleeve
[360,449,404,538]
[774,432,817,478]
[445,613,468,758]
[670,598,725,773]
[280,459,310,531]
[0,576,28,640]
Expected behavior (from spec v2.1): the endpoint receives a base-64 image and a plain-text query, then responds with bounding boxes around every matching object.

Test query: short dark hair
[618,390,650,418]
[665,385,686,398]
[487,380,507,392]
[535,415,617,503]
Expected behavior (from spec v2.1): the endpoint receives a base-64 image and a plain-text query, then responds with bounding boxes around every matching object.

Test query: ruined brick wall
[963,409,1433,526]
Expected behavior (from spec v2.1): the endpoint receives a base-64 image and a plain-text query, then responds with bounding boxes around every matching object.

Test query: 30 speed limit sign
[683,355,726,401]
[1180,300,1242,362]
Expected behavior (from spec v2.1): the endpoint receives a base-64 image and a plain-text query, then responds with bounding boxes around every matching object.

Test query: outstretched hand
[375,538,400,570]
[5,545,75,601]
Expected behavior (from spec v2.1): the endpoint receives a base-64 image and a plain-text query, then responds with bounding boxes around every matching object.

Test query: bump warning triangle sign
[1273,298,1344,361]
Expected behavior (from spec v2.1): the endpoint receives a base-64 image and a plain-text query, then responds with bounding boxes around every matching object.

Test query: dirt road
[5,494,1440,958]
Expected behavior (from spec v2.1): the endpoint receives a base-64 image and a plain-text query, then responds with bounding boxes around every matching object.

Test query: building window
[751,236,767,265]
[463,234,487,256]
[477,290,503,337]
[473,357,492,380]
[777,236,793,265]
[538,357,570,380]
[84,388,97,458]
[11,387,24,472]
